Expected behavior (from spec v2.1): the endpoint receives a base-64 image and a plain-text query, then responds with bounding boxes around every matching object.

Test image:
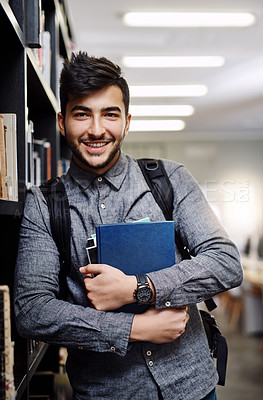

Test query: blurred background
[63,1,263,399]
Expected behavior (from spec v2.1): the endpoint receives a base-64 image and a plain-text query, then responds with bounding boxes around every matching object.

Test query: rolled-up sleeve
[148,163,243,308]
[14,188,133,356]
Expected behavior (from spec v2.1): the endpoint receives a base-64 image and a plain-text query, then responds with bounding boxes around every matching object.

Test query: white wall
[123,139,263,252]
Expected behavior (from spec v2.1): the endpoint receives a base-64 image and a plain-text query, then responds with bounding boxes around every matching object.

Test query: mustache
[79,136,113,143]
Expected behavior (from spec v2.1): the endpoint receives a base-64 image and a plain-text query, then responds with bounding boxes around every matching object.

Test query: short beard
[63,126,124,171]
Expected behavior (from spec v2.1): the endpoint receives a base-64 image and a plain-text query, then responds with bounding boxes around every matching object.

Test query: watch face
[137,286,152,303]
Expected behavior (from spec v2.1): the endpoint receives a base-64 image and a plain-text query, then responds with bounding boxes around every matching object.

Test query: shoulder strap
[137,158,216,312]
[40,177,71,299]
[137,158,191,260]
[137,158,173,221]
[137,158,229,385]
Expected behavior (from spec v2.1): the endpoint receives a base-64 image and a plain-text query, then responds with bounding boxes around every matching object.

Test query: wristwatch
[134,274,153,304]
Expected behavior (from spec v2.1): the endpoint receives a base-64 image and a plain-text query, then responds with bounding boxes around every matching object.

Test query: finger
[79,265,90,274]
[83,273,94,279]
[79,264,103,275]
[179,328,186,336]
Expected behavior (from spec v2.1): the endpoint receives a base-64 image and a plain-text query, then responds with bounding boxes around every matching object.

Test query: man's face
[58,85,131,175]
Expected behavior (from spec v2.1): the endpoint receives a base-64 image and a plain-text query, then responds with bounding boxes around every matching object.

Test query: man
[14,52,243,400]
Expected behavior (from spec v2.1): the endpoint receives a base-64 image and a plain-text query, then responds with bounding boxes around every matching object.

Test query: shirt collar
[68,151,128,190]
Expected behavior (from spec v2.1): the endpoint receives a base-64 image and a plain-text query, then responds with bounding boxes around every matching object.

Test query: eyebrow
[71,105,122,113]
[71,105,91,113]
[102,106,122,113]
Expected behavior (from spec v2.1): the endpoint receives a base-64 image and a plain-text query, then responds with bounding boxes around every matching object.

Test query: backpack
[40,158,228,386]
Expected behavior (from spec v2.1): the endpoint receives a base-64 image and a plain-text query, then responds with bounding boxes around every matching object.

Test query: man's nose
[88,117,105,137]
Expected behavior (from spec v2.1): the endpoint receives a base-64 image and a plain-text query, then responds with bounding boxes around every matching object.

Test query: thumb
[79,264,103,275]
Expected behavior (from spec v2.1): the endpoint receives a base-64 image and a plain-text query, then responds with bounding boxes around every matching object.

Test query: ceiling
[64,0,263,141]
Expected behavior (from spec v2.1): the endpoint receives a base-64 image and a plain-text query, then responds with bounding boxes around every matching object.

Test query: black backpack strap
[137,159,192,262]
[137,158,173,221]
[200,310,228,386]
[137,158,229,385]
[40,177,71,299]
[137,158,217,313]
[137,158,228,385]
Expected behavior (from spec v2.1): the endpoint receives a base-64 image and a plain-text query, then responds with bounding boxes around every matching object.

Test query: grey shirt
[14,153,243,400]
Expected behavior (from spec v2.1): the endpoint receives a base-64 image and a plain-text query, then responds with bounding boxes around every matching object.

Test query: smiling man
[14,52,243,400]
[58,86,131,174]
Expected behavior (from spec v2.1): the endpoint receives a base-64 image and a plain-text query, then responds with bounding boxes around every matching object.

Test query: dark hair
[60,52,130,117]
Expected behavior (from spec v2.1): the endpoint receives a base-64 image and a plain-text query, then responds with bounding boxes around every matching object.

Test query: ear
[58,112,65,137]
[124,113,131,137]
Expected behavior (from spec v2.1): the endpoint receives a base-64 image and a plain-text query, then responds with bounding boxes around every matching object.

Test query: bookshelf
[0,0,73,398]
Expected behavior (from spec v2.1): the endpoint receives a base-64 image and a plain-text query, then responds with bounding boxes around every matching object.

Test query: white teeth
[87,143,106,148]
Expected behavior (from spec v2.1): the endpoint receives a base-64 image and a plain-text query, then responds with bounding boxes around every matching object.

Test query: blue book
[96,221,175,313]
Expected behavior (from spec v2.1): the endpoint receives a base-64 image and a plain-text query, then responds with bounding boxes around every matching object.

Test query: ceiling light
[123,12,255,27]
[123,56,225,68]
[129,105,194,116]
[129,119,185,132]
[129,85,208,97]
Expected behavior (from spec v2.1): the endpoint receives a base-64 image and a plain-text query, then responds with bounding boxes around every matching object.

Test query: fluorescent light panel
[123,56,225,68]
[129,119,185,132]
[130,85,207,97]
[123,12,255,27]
[129,105,194,117]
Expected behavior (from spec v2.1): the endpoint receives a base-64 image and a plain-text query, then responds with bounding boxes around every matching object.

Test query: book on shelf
[0,285,15,400]
[95,221,176,313]
[26,119,52,187]
[42,30,51,86]
[0,114,18,201]
[26,119,35,188]
[30,6,52,87]
[33,138,52,184]
[26,0,42,48]
[0,115,8,200]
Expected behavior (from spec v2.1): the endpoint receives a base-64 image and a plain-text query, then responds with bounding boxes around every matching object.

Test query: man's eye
[75,113,89,118]
[106,113,118,118]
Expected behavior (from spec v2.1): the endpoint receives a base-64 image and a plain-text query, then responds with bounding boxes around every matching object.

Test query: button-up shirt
[14,152,242,400]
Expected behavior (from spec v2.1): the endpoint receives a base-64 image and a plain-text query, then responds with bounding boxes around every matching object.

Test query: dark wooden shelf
[0,200,23,216]
[0,0,73,398]
[27,49,59,116]
[0,0,24,45]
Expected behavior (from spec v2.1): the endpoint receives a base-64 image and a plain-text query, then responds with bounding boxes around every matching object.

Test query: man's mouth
[81,140,111,152]
[87,142,107,148]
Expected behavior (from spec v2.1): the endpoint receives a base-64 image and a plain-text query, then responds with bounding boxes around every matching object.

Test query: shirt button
[101,203,106,209]
[146,350,152,356]
[110,346,116,352]
[165,301,171,307]
[149,361,154,367]
[98,177,102,182]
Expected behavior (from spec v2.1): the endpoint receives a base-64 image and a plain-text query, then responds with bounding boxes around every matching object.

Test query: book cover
[0,115,8,200]
[2,114,18,201]
[26,119,35,188]
[96,221,175,313]
[0,286,15,399]
[33,138,52,184]
[42,30,51,86]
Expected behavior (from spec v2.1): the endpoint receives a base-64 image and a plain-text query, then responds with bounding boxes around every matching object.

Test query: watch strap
[136,274,148,286]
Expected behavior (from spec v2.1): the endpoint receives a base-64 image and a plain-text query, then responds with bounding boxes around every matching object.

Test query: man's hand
[130,306,189,344]
[79,264,137,311]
